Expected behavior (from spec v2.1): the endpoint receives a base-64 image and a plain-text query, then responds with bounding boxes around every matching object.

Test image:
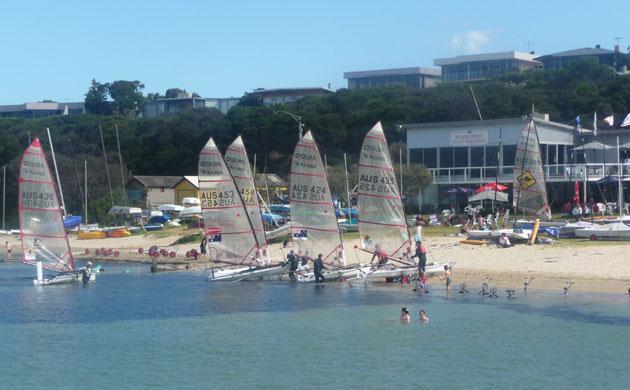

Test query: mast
[514,118,533,213]
[343,153,351,216]
[115,124,127,206]
[99,123,115,207]
[84,160,88,224]
[46,127,67,217]
[618,136,624,217]
[493,127,502,214]
[2,165,5,231]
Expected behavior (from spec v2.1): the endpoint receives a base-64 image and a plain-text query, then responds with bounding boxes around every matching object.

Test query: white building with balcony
[404,115,630,210]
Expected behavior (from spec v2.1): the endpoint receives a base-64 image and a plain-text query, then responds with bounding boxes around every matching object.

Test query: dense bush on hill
[1,60,629,224]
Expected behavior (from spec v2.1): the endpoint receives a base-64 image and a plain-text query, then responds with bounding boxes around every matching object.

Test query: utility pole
[115,124,127,206]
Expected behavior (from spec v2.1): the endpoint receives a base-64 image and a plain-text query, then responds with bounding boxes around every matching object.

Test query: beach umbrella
[468,190,509,203]
[475,182,508,194]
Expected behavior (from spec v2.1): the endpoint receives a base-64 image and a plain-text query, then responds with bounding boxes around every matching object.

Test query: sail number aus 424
[292,184,326,202]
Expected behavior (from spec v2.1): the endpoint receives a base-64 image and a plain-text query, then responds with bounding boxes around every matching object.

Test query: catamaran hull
[296,266,371,283]
[467,229,530,241]
[356,262,451,280]
[208,263,290,282]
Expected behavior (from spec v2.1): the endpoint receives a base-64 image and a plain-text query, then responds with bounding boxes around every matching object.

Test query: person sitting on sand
[370,244,389,268]
[400,307,411,323]
[498,233,511,248]
[419,310,429,323]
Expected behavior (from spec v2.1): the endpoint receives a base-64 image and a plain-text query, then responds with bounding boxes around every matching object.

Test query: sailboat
[19,139,96,285]
[287,130,364,282]
[199,137,288,281]
[224,135,268,263]
[356,122,432,280]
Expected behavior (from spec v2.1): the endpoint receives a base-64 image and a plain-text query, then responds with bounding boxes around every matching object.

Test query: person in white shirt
[413,219,423,247]
[498,233,511,248]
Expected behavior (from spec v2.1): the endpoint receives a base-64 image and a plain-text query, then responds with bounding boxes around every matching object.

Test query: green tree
[109,80,145,116]
[84,79,113,115]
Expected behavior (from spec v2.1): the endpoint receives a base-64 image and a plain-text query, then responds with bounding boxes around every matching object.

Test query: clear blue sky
[1,0,629,104]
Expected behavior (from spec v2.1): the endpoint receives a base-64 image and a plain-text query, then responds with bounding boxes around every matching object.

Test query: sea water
[0,262,629,389]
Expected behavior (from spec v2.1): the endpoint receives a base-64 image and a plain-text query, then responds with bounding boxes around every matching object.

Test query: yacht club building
[404,114,630,210]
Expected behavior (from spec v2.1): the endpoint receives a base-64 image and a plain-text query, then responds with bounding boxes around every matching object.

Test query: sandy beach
[3,230,630,294]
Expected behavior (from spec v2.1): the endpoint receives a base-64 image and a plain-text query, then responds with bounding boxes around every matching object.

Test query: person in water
[5,241,12,260]
[419,309,429,323]
[82,261,93,283]
[313,253,327,283]
[444,265,452,291]
[400,307,411,323]
[286,249,298,280]
[370,244,389,268]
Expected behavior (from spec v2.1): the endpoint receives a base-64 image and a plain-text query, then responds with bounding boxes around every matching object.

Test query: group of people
[285,249,327,282]
[400,307,429,323]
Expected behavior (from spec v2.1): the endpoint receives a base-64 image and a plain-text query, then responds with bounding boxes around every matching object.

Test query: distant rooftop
[434,51,538,66]
[343,67,441,79]
[0,101,84,113]
[535,47,615,59]
[250,87,332,96]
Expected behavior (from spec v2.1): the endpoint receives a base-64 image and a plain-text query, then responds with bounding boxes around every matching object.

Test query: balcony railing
[428,163,630,184]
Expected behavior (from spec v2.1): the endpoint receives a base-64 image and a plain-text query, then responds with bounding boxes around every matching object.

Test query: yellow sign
[517,170,536,190]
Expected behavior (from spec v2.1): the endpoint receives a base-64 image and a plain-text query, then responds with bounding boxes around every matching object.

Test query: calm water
[1,261,629,389]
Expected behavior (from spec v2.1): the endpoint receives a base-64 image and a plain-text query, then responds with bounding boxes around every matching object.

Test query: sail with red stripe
[198,137,260,265]
[18,138,74,272]
[290,131,345,265]
[357,122,410,257]
[224,135,267,262]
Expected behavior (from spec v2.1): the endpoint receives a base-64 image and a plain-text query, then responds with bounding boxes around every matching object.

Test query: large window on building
[503,145,516,166]
[409,148,438,168]
[470,147,484,167]
[486,146,498,167]
[440,147,454,168]
[453,147,468,167]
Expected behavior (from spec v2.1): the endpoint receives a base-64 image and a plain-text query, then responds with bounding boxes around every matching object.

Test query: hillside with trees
[1,60,629,224]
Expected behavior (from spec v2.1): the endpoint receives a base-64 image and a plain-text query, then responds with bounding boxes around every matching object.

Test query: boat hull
[208,263,290,282]
[467,229,530,241]
[33,271,96,286]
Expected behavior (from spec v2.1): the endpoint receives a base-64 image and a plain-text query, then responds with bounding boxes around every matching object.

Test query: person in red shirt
[370,244,389,268]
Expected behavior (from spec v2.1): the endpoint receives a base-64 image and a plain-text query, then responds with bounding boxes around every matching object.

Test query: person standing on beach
[411,245,427,273]
[199,237,207,256]
[444,265,452,291]
[413,219,423,248]
[313,254,327,283]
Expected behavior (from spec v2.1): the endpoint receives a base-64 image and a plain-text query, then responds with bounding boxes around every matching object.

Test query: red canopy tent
[475,182,508,194]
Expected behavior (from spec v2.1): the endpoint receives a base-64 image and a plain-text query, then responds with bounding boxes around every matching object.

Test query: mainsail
[224,135,268,262]
[513,118,550,216]
[290,131,345,265]
[198,137,260,265]
[18,138,74,272]
[357,122,410,257]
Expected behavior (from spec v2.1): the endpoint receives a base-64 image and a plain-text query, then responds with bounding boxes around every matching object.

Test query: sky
[1,0,629,104]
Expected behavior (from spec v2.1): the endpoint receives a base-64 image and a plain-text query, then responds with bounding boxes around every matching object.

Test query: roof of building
[535,47,615,59]
[174,175,199,189]
[0,101,84,113]
[129,175,182,188]
[403,115,585,133]
[434,51,538,66]
[343,66,441,79]
[250,87,332,96]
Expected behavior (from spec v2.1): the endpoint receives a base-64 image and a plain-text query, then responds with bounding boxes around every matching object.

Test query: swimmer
[400,307,411,323]
[419,309,429,323]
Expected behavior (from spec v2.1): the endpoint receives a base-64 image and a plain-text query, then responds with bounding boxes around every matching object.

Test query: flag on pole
[593,112,597,136]
[621,113,630,128]
[603,115,614,127]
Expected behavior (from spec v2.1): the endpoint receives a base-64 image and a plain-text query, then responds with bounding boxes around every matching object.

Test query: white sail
[198,138,260,265]
[290,131,345,265]
[19,138,74,272]
[513,119,550,216]
[224,136,268,262]
[357,122,411,257]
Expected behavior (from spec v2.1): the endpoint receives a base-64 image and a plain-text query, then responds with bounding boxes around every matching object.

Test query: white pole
[46,128,67,217]
[2,165,5,231]
[618,136,623,217]
[324,154,328,177]
[36,261,43,282]
[84,160,88,224]
[115,124,127,206]
[343,153,351,211]
[399,148,403,197]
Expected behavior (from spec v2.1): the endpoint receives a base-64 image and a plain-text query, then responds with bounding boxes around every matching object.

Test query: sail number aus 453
[201,190,235,207]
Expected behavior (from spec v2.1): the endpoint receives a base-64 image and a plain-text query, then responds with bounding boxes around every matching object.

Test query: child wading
[444,265,452,291]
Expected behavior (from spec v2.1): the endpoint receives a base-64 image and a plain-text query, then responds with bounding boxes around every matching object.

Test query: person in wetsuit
[286,249,298,280]
[82,261,93,283]
[411,245,427,273]
[314,253,327,283]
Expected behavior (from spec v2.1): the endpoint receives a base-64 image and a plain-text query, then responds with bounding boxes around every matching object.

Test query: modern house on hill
[249,87,333,106]
[535,46,619,70]
[434,51,540,82]
[0,101,85,118]
[343,67,441,89]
